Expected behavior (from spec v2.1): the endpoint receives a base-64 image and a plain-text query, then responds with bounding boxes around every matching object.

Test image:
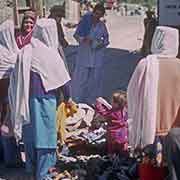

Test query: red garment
[95,101,128,154]
[16,31,33,49]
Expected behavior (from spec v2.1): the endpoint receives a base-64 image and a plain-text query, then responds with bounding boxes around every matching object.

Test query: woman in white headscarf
[0,20,22,167]
[9,18,71,179]
[127,26,180,149]
[0,20,18,126]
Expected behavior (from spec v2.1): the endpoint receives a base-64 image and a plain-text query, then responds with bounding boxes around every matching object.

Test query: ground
[0,11,144,179]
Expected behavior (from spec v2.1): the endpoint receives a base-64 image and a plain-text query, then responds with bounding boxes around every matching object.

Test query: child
[95,90,128,155]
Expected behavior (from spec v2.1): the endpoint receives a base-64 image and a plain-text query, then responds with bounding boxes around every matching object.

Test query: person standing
[48,5,69,71]
[141,10,157,55]
[72,3,109,105]
[0,20,21,167]
[10,17,71,180]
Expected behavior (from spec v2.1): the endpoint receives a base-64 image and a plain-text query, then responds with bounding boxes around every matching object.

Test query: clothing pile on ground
[57,103,107,155]
[53,154,138,180]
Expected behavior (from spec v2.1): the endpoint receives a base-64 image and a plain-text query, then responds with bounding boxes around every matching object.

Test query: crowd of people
[0,2,180,180]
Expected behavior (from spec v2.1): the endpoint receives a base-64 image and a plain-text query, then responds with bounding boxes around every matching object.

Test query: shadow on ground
[0,164,34,180]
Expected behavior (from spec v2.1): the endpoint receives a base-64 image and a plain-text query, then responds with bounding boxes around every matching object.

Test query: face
[93,9,104,21]
[112,100,120,110]
[23,17,34,33]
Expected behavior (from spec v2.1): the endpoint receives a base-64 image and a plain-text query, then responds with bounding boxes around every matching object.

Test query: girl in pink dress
[95,91,128,155]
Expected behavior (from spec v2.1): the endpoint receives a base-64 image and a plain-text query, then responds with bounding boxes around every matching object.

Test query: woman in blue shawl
[72,3,109,105]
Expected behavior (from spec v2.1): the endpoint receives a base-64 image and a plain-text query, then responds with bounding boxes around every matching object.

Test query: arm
[73,13,92,44]
[61,81,72,102]
[94,23,110,49]
[102,23,110,47]
[95,100,111,117]
[57,22,69,48]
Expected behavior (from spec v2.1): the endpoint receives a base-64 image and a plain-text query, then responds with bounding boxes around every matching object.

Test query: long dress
[72,13,109,105]
[95,100,128,154]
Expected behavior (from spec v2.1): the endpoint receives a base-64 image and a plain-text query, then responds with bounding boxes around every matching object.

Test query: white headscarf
[151,26,179,58]
[0,20,19,79]
[128,26,179,149]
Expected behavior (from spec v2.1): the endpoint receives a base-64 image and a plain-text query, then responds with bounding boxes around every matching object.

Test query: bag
[139,163,166,180]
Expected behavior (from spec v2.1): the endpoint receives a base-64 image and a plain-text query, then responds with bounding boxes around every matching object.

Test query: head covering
[17,11,36,49]
[23,10,36,21]
[33,18,59,49]
[49,5,65,17]
[0,20,19,79]
[151,26,179,58]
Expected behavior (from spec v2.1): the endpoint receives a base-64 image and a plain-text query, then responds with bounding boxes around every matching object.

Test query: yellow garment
[56,102,77,145]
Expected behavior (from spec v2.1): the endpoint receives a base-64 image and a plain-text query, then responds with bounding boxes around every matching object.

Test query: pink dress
[95,101,128,154]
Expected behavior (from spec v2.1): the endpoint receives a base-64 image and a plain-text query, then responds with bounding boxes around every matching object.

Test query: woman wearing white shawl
[0,20,18,125]
[127,26,180,149]
[0,20,22,167]
[9,18,71,179]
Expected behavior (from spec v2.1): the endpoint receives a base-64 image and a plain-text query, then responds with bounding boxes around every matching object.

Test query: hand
[65,98,74,109]
[62,39,69,48]
[83,37,92,45]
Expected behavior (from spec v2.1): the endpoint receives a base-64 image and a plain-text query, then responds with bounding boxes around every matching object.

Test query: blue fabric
[22,144,56,180]
[36,149,56,180]
[61,81,71,101]
[23,96,57,178]
[74,12,93,37]
[29,97,57,148]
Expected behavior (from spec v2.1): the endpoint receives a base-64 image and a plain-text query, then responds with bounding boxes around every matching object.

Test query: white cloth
[31,38,70,91]
[128,26,179,148]
[0,20,19,79]
[33,18,59,49]
[9,46,32,140]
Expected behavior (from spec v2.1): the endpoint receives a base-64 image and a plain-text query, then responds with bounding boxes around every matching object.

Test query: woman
[72,3,109,105]
[128,26,180,148]
[16,11,36,49]
[128,26,180,178]
[0,20,20,167]
[10,18,71,180]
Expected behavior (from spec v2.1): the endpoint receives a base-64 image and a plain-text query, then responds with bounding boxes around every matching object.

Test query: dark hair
[112,90,127,109]
[93,3,106,15]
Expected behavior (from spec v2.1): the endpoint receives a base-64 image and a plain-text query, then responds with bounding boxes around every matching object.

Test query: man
[48,5,69,71]
[48,5,69,49]
[141,9,157,55]
[72,4,109,105]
